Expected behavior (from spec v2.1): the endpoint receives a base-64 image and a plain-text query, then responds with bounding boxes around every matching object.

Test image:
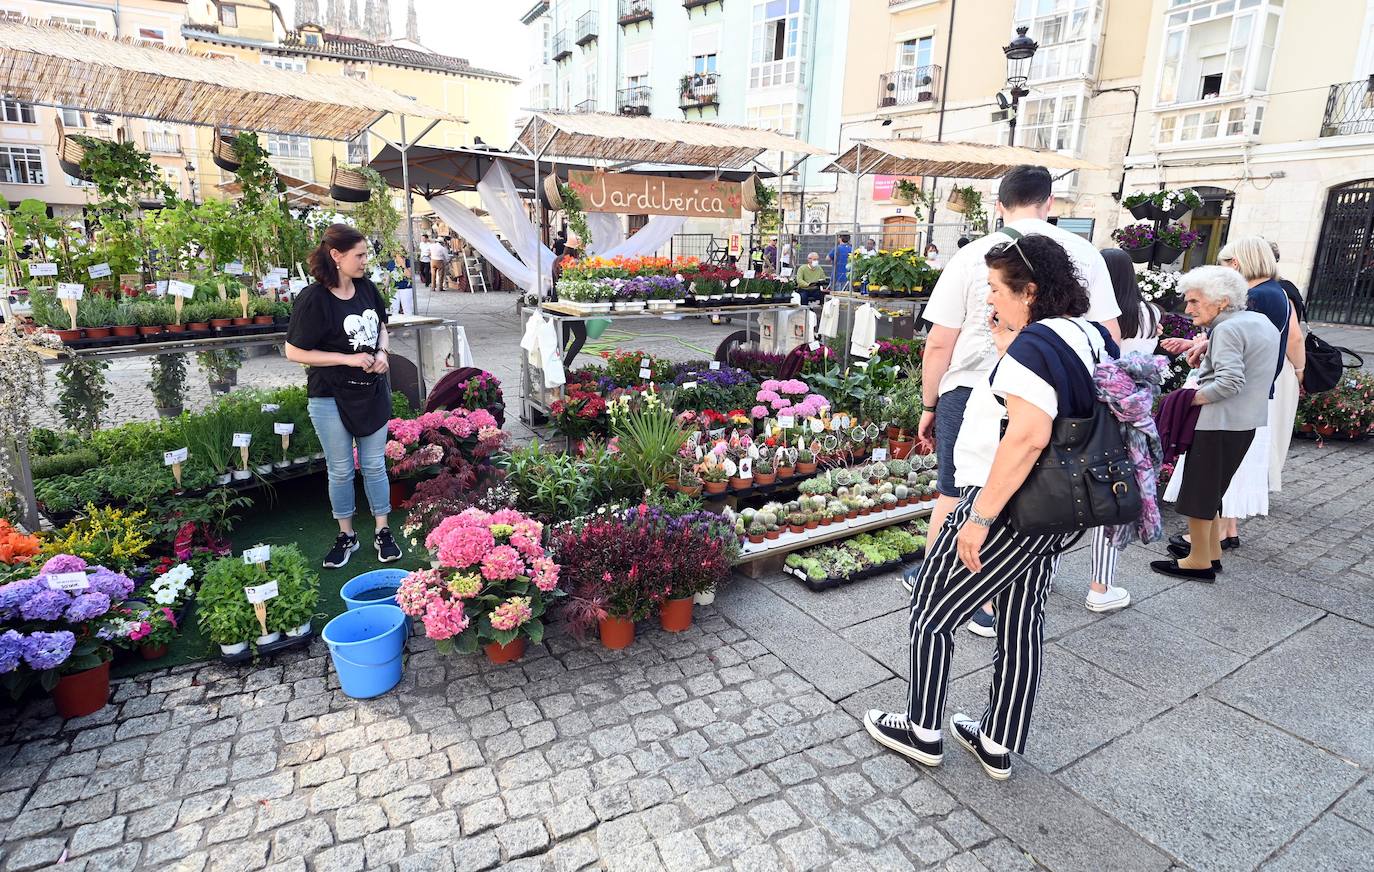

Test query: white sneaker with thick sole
[1085,586,1131,613]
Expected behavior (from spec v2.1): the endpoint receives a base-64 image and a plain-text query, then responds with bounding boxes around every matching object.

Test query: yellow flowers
[41,505,153,572]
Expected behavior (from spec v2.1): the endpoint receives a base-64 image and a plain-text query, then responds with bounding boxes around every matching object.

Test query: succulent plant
[886,459,911,478]
[747,520,766,536]
[895,484,910,500]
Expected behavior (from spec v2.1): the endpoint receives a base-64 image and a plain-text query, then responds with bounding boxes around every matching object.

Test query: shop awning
[0,20,461,141]
[514,111,828,169]
[823,139,1105,178]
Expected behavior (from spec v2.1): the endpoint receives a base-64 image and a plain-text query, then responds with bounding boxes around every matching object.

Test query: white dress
[1268,360,1299,492]
[1164,402,1272,519]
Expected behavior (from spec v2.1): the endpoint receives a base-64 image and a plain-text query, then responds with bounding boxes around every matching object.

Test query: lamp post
[1001,25,1039,146]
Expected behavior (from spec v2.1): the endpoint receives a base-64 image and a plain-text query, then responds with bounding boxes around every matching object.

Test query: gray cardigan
[1196,309,1281,431]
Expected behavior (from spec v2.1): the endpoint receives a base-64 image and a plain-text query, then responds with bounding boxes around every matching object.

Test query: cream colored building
[833,0,1151,251]
[1123,0,1374,324]
[0,0,203,217]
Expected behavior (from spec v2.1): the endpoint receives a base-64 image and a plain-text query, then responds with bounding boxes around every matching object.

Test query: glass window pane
[1180,112,1200,141]
[1224,13,1252,94]
[1169,11,1188,25]
[1252,105,1264,134]
[1225,106,1245,134]
[1159,30,1184,103]
[1201,109,1221,137]
[1159,116,1177,141]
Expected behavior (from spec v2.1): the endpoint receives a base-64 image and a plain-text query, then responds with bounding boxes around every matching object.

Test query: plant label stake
[244,576,277,637]
[232,432,252,470]
[164,447,189,489]
[87,263,111,279]
[709,361,721,370]
[216,279,228,301]
[28,262,57,277]
[274,422,294,458]
[238,285,249,319]
[871,447,889,462]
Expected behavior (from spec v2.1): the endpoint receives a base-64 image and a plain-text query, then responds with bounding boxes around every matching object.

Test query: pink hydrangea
[396,569,443,615]
[489,596,532,631]
[756,389,781,404]
[780,379,808,394]
[530,557,560,592]
[488,508,527,527]
[421,597,469,640]
[480,545,524,581]
[770,398,789,411]
[447,573,482,599]
[384,440,407,461]
[760,379,780,391]
[427,522,496,569]
[467,409,498,429]
[751,405,768,419]
[447,416,475,438]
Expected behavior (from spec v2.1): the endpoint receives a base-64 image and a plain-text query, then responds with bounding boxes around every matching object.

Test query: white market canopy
[824,138,1105,179]
[0,20,461,140]
[514,111,829,170]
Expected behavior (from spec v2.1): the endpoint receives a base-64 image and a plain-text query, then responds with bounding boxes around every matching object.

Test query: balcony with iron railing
[1320,76,1374,138]
[617,85,651,116]
[618,0,652,26]
[575,11,598,46]
[679,72,721,110]
[877,65,941,110]
[683,0,720,9]
[143,131,181,154]
[575,98,598,114]
[552,30,571,61]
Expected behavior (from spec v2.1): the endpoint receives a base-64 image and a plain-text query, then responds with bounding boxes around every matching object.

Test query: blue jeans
[308,397,391,520]
[935,386,973,498]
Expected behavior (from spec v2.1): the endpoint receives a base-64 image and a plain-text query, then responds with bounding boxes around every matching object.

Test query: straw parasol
[0,20,460,140]
[823,138,1105,179]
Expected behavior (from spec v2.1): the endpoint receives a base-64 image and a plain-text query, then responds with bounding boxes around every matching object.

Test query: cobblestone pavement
[11,288,1374,870]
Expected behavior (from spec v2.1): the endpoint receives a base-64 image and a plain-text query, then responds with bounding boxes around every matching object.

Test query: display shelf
[734,499,934,564]
[530,301,800,322]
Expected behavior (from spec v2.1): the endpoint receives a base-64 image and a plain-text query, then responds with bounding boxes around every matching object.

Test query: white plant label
[810,418,825,433]
[681,381,697,391]
[261,274,281,290]
[273,422,295,436]
[223,262,245,275]
[231,432,252,448]
[242,545,272,566]
[738,457,752,479]
[709,427,726,441]
[743,270,756,279]
[722,458,737,477]
[809,340,821,351]
[29,263,58,277]
[288,278,308,295]
[164,447,189,465]
[709,361,721,370]
[153,280,169,296]
[244,580,279,604]
[260,403,280,413]
[56,283,84,300]
[168,279,195,298]
[88,263,112,279]
[780,268,793,278]
[778,415,795,429]
[47,572,90,591]
[871,447,889,462]
[639,366,652,380]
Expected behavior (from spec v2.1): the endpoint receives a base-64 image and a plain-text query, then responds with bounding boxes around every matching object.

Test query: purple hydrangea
[86,568,134,602]
[65,592,112,622]
[0,630,24,674]
[22,631,75,670]
[0,577,44,616]
[19,588,73,621]
[40,555,87,575]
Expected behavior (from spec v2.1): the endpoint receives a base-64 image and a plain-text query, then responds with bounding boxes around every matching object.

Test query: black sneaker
[323,532,359,569]
[950,713,1011,780]
[375,527,402,563]
[863,710,943,767]
[966,608,996,638]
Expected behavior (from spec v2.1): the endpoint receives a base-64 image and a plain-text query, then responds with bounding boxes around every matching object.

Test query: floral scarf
[1093,352,1168,549]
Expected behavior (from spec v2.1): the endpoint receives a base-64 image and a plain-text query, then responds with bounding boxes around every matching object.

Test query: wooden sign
[566,170,742,219]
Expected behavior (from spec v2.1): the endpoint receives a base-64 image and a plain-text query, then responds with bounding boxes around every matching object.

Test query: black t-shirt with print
[287,278,391,434]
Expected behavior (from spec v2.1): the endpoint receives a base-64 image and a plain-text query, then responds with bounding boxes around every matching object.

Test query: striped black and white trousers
[906,487,1070,754]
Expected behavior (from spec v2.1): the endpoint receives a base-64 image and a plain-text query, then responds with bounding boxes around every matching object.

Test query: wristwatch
[969,507,997,528]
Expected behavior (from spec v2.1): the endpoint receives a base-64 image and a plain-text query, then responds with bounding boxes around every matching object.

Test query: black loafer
[1150,559,1216,583]
[1168,532,1189,549]
[1221,536,1240,551]
[1165,544,1224,572]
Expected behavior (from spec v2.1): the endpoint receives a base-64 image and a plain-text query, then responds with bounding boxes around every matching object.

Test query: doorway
[1182,186,1233,271]
[1309,179,1374,325]
[882,215,920,252]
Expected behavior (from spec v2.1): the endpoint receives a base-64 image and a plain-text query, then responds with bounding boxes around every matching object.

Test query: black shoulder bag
[1003,322,1142,538]
[1303,331,1363,394]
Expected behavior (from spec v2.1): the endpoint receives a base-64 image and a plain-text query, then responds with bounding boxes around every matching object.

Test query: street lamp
[1001,25,1038,145]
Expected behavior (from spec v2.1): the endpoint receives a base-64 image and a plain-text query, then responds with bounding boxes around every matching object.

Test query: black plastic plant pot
[1122,242,1155,264]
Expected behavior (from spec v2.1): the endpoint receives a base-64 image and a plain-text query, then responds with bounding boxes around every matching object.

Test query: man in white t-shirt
[418,234,432,286]
[914,165,1120,635]
[428,237,449,292]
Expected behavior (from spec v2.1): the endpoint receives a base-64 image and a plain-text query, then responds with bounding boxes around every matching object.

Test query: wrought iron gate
[1309,180,1374,324]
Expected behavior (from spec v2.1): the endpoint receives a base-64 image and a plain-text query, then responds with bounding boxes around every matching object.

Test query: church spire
[325,0,347,31]
[404,0,418,42]
[296,0,321,26]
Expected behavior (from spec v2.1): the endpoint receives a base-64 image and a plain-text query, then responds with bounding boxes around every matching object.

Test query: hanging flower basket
[211,128,242,173]
[1127,201,1153,220]
[330,157,371,203]
[542,174,564,210]
[946,187,969,214]
[741,173,761,213]
[55,117,91,181]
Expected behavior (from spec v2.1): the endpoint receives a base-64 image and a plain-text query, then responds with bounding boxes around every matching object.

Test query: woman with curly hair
[864,232,1119,781]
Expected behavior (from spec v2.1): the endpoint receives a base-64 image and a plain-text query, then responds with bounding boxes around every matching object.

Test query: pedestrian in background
[428,235,449,292]
[418,233,431,286]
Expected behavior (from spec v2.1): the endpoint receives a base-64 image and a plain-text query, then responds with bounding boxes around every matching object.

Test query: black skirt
[1175,429,1255,519]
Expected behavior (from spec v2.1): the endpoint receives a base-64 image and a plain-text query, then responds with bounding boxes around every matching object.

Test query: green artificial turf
[113,474,424,679]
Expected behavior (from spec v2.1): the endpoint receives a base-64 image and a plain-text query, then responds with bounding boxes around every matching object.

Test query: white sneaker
[965,609,996,638]
[1085,586,1131,613]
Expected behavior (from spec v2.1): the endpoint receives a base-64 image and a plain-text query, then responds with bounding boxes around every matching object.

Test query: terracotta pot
[52,661,110,719]
[389,478,415,507]
[84,326,112,339]
[704,480,727,495]
[889,439,916,459]
[140,643,169,660]
[252,315,274,325]
[1346,429,1364,439]
[804,520,818,530]
[886,425,901,440]
[484,638,526,664]
[138,326,162,336]
[847,510,858,519]
[599,616,635,650]
[1298,423,1314,433]
[679,485,701,497]
[231,317,252,326]
[659,597,694,633]
[798,462,817,474]
[188,322,211,331]
[209,318,233,328]
[765,529,780,540]
[165,323,187,334]
[776,466,794,478]
[112,325,139,337]
[729,476,750,491]
[1317,425,1336,437]
[55,328,83,342]
[788,524,805,534]
[754,472,776,486]
[748,534,765,544]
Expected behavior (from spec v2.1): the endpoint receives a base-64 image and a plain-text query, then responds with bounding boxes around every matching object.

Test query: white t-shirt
[429,242,449,264]
[418,244,430,264]
[953,317,1107,489]
[923,219,1120,396]
[1118,302,1160,358]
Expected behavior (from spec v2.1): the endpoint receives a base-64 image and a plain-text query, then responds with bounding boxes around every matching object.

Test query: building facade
[0,0,204,217]
[1122,0,1374,324]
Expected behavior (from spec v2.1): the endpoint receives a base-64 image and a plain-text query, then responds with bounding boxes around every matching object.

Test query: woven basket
[741,173,760,213]
[331,156,370,203]
[946,187,969,214]
[212,128,242,173]
[542,174,565,211]
[55,117,90,181]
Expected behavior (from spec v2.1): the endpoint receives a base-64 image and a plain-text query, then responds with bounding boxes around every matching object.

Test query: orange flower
[0,520,41,565]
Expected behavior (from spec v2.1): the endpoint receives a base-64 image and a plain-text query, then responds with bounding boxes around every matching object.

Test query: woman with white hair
[1152,265,1280,582]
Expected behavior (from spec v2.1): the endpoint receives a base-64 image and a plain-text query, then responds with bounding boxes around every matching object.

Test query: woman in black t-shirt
[286,224,403,569]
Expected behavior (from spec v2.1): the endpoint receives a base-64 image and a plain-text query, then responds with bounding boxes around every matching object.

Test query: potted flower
[1122,191,1154,220]
[261,545,320,638]
[677,467,703,497]
[796,448,816,475]
[1154,188,1202,220]
[746,520,766,545]
[1112,223,1156,264]
[110,303,139,338]
[553,513,653,650]
[701,463,728,495]
[413,508,561,663]
[893,178,920,206]
[1154,222,1201,265]
[786,510,807,535]
[129,606,178,659]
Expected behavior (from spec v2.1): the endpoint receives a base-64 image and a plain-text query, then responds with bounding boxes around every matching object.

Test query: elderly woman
[864,233,1119,780]
[1152,266,1279,582]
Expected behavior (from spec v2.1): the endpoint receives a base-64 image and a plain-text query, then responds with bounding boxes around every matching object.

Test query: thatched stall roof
[514,111,828,169]
[823,139,1105,179]
[0,20,461,141]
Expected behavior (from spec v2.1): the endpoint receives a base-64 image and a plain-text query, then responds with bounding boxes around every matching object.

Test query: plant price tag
[223,262,245,275]
[709,361,721,370]
[681,381,697,390]
[153,280,169,296]
[273,422,295,435]
[46,572,90,591]
[871,447,889,462]
[168,279,195,298]
[810,418,825,433]
[288,278,308,295]
[738,457,752,479]
[780,267,793,278]
[164,447,189,465]
[639,366,652,380]
[231,432,252,448]
[777,415,795,429]
[709,427,726,441]
[29,263,58,277]
[56,283,84,301]
[260,403,280,413]
[261,274,282,290]
[88,263,112,279]
[244,580,279,604]
[743,270,756,279]
[242,545,272,566]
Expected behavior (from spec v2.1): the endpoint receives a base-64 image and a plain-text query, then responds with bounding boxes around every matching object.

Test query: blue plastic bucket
[341,568,409,610]
[322,605,408,698]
